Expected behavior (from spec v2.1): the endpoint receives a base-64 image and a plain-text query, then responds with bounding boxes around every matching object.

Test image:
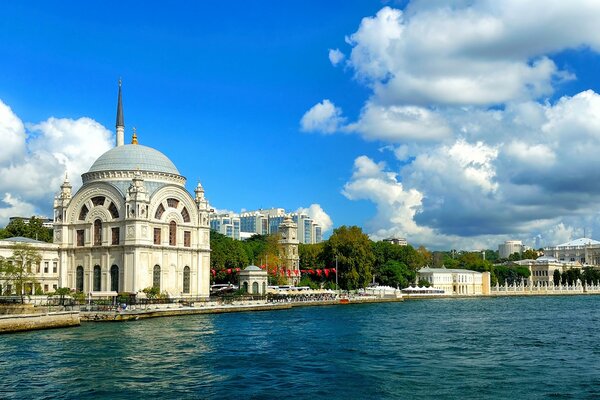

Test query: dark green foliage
[553,269,561,286]
[0,217,53,243]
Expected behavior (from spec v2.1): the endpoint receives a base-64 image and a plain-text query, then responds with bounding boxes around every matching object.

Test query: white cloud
[296,204,333,232]
[0,99,114,224]
[328,48,345,66]
[300,99,346,133]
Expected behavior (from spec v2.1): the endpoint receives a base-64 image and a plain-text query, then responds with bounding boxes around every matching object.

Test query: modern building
[418,267,490,295]
[52,82,212,298]
[239,211,268,235]
[543,237,600,265]
[498,240,525,259]
[383,237,408,246]
[0,236,60,294]
[9,216,54,229]
[210,213,240,240]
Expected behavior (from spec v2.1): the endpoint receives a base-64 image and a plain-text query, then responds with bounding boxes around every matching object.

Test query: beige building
[52,82,212,298]
[239,265,268,294]
[279,215,300,285]
[418,267,490,295]
[543,237,600,265]
[0,237,60,294]
[515,256,581,285]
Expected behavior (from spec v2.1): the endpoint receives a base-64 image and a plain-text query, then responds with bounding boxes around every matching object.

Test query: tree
[299,243,324,271]
[522,249,539,260]
[553,269,561,286]
[0,244,42,303]
[377,260,413,288]
[322,226,374,290]
[0,217,53,243]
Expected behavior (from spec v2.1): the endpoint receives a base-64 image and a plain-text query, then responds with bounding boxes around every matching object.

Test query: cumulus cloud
[296,203,334,232]
[328,48,345,66]
[0,99,114,224]
[300,99,346,133]
[307,2,600,249]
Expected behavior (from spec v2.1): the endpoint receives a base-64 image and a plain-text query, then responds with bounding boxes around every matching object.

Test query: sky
[2,1,600,250]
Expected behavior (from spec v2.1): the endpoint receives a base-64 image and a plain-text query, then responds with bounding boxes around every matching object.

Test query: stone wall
[0,311,80,333]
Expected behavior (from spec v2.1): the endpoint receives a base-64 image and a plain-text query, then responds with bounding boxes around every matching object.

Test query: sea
[1,296,599,399]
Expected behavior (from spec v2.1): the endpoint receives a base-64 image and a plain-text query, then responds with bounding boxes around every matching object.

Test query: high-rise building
[209,213,240,240]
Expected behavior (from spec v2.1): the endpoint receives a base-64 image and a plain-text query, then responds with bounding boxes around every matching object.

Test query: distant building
[0,236,60,295]
[514,256,580,285]
[543,237,600,265]
[418,267,490,295]
[383,238,408,246]
[498,240,524,259]
[210,213,240,240]
[9,216,54,229]
[279,215,300,285]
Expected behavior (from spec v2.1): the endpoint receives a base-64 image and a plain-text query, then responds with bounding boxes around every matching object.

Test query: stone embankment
[0,306,80,334]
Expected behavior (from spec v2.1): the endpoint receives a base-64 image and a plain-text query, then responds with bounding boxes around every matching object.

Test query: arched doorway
[252,282,259,293]
[76,266,84,292]
[110,265,119,292]
[153,265,161,290]
[93,265,101,291]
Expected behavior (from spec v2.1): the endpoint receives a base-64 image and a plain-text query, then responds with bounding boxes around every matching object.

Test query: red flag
[309,269,314,274]
[259,265,265,269]
[317,269,322,276]
[235,268,240,272]
[301,270,306,273]
[211,269,216,277]
[331,268,336,273]
[226,268,232,274]
[324,269,330,277]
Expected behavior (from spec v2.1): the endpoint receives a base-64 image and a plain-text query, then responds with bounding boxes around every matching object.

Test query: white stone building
[498,240,524,259]
[418,267,490,295]
[52,82,211,298]
[543,237,600,265]
[0,237,60,294]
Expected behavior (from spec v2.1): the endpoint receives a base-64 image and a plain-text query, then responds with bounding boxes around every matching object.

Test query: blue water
[1,296,599,399]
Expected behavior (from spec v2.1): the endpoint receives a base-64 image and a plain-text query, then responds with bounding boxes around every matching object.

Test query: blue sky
[3,1,600,250]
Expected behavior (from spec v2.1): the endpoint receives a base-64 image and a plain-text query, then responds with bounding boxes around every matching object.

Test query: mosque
[52,82,212,298]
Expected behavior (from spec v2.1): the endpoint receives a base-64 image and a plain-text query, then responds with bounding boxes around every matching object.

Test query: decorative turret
[116,79,125,147]
[131,127,138,145]
[195,181,210,227]
[125,170,149,219]
[53,173,72,245]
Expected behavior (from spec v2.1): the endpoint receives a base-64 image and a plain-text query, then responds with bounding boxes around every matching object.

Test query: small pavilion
[239,265,268,295]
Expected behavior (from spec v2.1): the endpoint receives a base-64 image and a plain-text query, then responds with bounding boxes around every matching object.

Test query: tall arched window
[110,265,119,292]
[76,266,84,292]
[153,265,161,290]
[252,282,259,294]
[183,266,190,293]
[94,219,102,246]
[93,265,101,291]
[169,221,177,246]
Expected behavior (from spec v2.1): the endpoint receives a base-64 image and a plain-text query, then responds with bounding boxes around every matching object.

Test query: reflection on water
[1,297,599,399]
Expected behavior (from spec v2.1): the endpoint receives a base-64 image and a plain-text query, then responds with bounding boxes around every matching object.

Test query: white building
[383,238,408,246]
[498,240,524,259]
[514,256,581,285]
[52,82,212,298]
[210,213,240,240]
[0,237,60,294]
[418,267,490,295]
[238,208,323,244]
[543,237,600,265]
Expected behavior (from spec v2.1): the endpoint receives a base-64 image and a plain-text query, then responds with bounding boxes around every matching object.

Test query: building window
[44,261,49,273]
[167,198,179,209]
[153,265,161,290]
[76,266,84,292]
[53,284,57,291]
[110,265,119,292]
[184,231,191,247]
[183,266,190,294]
[181,207,190,223]
[108,202,119,219]
[112,227,120,245]
[44,284,49,292]
[93,265,101,292]
[77,230,85,246]
[79,205,89,221]
[155,204,165,220]
[91,196,105,206]
[53,261,58,274]
[94,219,102,246]
[154,228,161,245]
[169,221,177,246]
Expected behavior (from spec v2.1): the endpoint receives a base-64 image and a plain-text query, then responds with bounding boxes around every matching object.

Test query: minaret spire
[116,78,125,147]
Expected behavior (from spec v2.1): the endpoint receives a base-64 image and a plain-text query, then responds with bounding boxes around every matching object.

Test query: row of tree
[0,217,53,243]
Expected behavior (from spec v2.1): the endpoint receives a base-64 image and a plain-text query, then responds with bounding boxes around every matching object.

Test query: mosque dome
[88,144,180,175]
[244,265,262,271]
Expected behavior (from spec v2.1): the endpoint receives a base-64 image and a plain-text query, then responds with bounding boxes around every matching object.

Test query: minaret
[116,79,125,146]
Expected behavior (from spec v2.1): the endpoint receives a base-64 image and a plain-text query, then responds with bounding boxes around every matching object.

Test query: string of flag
[210,267,337,277]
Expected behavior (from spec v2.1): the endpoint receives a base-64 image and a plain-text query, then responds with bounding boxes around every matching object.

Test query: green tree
[522,249,539,260]
[0,217,53,243]
[0,243,42,303]
[553,269,561,286]
[299,243,324,270]
[322,226,374,290]
[376,260,413,288]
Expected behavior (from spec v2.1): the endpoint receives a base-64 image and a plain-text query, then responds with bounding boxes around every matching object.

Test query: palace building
[52,82,212,298]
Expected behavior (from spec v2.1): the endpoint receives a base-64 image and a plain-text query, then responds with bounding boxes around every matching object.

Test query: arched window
[183,266,190,294]
[252,282,259,294]
[181,207,190,223]
[243,282,248,293]
[94,219,102,246]
[76,266,84,292]
[110,265,119,292]
[153,265,161,290]
[167,198,179,209]
[169,221,177,246]
[262,282,266,294]
[93,265,101,292]
[108,203,119,219]
[79,205,89,221]
[155,204,165,219]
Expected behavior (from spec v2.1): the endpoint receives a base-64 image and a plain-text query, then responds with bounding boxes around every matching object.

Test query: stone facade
[278,215,300,285]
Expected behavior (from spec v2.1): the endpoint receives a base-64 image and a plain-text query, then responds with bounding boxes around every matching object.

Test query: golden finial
[132,127,138,144]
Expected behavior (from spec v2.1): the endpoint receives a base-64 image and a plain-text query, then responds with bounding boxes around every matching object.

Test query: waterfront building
[498,240,524,259]
[210,213,240,240]
[278,215,300,285]
[514,256,581,285]
[0,237,60,294]
[543,237,600,265]
[238,265,267,294]
[52,82,212,298]
[417,267,490,295]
